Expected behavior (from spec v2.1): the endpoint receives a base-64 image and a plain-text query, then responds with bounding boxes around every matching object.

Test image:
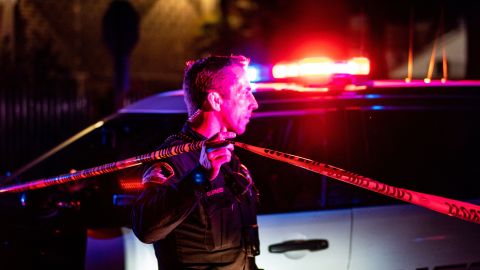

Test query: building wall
[0,0,220,176]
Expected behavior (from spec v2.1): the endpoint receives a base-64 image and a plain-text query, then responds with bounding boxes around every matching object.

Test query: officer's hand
[200,127,236,180]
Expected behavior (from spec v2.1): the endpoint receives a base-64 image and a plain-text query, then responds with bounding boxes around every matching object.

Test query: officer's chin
[233,126,246,135]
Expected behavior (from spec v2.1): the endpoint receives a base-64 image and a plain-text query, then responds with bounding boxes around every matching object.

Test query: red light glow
[272,57,369,79]
[347,57,370,75]
[119,178,143,191]
[253,82,329,92]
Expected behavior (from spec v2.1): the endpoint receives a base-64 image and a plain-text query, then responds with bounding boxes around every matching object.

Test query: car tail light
[119,178,143,192]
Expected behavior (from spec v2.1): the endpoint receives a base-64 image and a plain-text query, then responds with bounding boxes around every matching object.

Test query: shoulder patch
[142,162,175,185]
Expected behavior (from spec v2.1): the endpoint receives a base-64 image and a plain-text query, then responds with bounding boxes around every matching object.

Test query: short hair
[183,55,250,116]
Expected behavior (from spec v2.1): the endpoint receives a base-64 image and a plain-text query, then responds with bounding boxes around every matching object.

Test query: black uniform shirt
[132,123,259,270]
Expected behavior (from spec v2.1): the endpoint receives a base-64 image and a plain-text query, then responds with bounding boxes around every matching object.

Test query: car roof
[120,89,187,114]
[119,80,480,116]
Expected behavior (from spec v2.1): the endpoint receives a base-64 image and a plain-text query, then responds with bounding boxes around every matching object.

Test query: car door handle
[268,239,329,253]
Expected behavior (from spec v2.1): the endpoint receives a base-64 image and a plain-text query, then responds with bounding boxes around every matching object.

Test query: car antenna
[440,6,448,82]
[425,5,447,83]
[406,4,414,83]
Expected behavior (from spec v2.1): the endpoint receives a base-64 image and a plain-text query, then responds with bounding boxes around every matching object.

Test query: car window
[9,113,186,228]
[239,102,480,214]
[17,113,187,182]
[239,113,362,214]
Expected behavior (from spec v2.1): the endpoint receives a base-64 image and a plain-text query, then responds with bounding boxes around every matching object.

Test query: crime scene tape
[1,139,479,225]
[232,141,480,225]
[0,140,205,193]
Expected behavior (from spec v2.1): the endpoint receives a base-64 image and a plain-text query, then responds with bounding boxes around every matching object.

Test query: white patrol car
[5,57,480,270]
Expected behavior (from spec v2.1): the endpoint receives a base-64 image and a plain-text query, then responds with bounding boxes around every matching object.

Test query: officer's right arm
[131,159,208,243]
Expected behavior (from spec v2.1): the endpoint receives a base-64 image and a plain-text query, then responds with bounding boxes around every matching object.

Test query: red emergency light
[272,57,370,79]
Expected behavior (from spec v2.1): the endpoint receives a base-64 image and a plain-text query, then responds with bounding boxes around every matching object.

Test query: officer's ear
[206,91,223,112]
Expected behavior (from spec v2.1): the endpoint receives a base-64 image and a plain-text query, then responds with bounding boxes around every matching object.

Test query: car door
[239,111,356,270]
[349,204,480,270]
[256,209,352,270]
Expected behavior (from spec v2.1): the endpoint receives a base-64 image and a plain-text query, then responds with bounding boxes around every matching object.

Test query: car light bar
[247,66,260,82]
[272,57,370,79]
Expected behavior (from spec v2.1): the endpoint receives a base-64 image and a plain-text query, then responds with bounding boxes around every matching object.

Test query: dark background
[1,0,480,180]
[1,1,480,268]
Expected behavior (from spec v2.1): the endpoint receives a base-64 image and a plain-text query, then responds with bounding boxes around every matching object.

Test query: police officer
[132,55,260,270]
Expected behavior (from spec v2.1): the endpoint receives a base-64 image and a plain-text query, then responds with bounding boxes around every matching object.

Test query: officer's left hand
[200,127,236,180]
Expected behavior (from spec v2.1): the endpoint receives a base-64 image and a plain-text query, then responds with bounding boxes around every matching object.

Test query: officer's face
[218,66,258,135]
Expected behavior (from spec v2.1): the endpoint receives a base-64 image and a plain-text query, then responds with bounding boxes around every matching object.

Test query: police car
[4,57,480,270]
